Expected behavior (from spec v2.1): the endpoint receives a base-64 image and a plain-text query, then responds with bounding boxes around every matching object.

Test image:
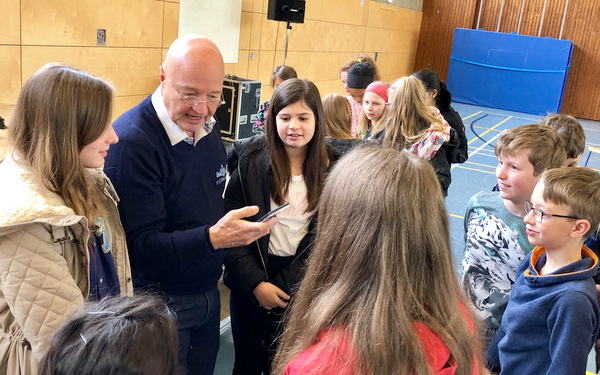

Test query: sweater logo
[94,217,111,254]
[216,165,226,186]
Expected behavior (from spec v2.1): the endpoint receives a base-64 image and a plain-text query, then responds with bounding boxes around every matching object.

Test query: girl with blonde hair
[379,75,450,156]
[272,146,484,375]
[0,63,132,373]
[377,75,455,195]
[356,81,389,139]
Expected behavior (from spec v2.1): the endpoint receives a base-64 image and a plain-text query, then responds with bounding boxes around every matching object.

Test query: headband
[365,81,388,102]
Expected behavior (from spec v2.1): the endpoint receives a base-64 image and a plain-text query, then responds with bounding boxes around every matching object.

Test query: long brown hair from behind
[272,145,483,375]
[381,75,446,149]
[265,78,329,213]
[9,63,114,225]
[322,93,354,139]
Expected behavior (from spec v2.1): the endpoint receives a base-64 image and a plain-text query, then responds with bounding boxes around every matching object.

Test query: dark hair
[271,65,298,88]
[347,62,376,89]
[266,78,329,212]
[39,295,178,375]
[340,55,379,81]
[413,69,452,109]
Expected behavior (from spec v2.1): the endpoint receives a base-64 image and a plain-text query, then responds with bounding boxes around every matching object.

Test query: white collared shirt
[151,86,217,147]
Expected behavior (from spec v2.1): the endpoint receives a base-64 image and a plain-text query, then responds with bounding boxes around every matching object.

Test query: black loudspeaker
[267,0,306,23]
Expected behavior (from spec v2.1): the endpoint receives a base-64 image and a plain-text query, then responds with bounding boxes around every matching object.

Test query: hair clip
[88,310,121,317]
[356,57,363,63]
[79,332,88,344]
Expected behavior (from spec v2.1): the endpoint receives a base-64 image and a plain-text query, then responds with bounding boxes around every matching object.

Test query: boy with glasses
[486,167,600,374]
[460,124,566,349]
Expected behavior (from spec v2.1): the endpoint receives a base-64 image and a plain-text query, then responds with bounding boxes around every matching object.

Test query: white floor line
[220,316,231,335]
[452,129,507,170]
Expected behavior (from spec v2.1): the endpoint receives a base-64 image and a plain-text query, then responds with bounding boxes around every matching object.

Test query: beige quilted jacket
[0,153,133,374]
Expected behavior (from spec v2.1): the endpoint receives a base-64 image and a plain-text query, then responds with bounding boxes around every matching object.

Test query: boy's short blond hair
[541,167,600,238]
[495,124,566,176]
[541,114,586,159]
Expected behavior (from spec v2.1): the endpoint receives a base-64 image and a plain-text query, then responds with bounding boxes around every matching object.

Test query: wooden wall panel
[21,0,164,47]
[560,1,600,120]
[233,0,424,102]
[225,50,251,78]
[163,1,180,47]
[413,0,477,79]
[114,95,150,122]
[254,0,267,13]
[241,0,254,12]
[258,17,279,50]
[367,3,422,30]
[1,0,176,120]
[415,0,600,120]
[1,0,424,121]
[0,46,21,104]
[21,46,161,96]
[0,0,20,44]
[249,12,263,51]
[319,0,365,25]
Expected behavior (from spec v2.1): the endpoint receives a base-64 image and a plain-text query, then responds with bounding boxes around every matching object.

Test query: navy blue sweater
[487,245,600,374]
[104,95,226,294]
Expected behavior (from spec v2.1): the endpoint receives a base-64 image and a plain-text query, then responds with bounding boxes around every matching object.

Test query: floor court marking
[457,106,539,123]
[453,165,496,174]
[468,116,512,145]
[462,160,498,169]
[461,111,483,121]
[453,129,507,171]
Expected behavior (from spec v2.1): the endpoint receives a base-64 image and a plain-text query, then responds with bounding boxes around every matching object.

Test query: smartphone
[257,203,291,222]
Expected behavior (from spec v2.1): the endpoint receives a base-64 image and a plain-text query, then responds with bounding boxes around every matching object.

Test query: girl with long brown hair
[272,146,484,375]
[322,93,353,140]
[224,78,337,374]
[0,63,132,373]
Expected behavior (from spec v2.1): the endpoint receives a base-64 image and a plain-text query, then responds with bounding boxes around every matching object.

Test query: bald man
[104,35,276,374]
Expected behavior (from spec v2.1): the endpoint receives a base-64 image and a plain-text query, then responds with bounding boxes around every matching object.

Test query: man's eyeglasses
[524,201,580,223]
[164,75,225,109]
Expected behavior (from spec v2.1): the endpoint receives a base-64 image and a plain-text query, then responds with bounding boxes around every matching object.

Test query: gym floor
[215,102,600,374]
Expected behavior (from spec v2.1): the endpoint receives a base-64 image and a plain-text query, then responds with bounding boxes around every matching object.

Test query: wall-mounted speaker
[267,0,306,23]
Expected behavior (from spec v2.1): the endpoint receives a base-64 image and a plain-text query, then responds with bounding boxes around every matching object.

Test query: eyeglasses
[164,75,225,109]
[524,201,580,223]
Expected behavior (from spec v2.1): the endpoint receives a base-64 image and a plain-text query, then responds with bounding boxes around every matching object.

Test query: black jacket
[223,135,339,296]
[438,88,468,164]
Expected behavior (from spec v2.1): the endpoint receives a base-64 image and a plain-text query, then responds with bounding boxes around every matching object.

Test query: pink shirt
[347,95,362,138]
[284,305,479,375]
